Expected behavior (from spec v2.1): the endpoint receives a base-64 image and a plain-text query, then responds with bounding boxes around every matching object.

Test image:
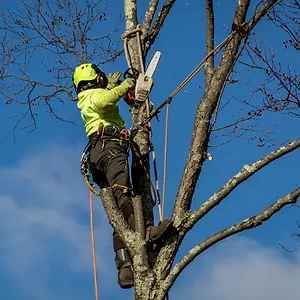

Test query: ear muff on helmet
[91,64,108,89]
[72,76,79,94]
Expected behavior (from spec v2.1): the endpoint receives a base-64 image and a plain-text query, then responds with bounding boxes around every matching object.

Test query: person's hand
[123,78,136,90]
[123,91,135,106]
[106,71,122,89]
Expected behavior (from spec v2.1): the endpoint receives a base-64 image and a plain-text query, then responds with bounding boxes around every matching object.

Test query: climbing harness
[80,124,132,197]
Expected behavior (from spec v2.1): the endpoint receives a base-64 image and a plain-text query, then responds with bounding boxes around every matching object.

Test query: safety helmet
[73,63,108,93]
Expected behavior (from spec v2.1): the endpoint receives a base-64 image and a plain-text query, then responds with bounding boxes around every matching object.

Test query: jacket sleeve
[91,82,130,111]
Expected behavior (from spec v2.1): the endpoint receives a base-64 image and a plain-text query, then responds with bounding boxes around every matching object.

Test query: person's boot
[115,249,134,289]
[145,219,173,243]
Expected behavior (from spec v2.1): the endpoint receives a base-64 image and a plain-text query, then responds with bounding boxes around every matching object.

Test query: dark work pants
[89,137,135,252]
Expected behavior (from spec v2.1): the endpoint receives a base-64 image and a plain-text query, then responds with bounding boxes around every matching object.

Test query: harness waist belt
[89,125,120,141]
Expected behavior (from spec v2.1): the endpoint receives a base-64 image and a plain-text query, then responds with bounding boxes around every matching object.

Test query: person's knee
[119,198,134,220]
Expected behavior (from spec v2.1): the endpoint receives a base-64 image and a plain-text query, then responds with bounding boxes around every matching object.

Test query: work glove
[106,71,122,90]
[122,78,136,90]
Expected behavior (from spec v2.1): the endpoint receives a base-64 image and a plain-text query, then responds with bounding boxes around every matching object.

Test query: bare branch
[211,114,254,132]
[209,36,249,134]
[0,0,123,135]
[245,0,283,32]
[142,0,159,35]
[146,0,177,52]
[270,1,300,51]
[205,0,215,85]
[164,187,300,292]
[243,43,300,115]
[232,0,251,29]
[134,195,146,238]
[190,138,300,225]
[279,243,300,253]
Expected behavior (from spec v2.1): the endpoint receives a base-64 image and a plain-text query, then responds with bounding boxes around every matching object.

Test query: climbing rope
[90,190,99,300]
[149,141,163,221]
[161,102,170,220]
[80,155,100,299]
[121,26,143,70]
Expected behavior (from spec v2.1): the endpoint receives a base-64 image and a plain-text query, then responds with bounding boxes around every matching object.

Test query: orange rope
[90,190,99,300]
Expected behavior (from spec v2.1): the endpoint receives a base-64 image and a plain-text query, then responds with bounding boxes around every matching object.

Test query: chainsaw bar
[145,50,161,78]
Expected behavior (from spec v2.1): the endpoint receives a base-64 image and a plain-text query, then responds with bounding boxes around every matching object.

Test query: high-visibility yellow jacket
[77,82,130,138]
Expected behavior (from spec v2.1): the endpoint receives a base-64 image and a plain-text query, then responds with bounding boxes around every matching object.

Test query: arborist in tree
[72,63,172,289]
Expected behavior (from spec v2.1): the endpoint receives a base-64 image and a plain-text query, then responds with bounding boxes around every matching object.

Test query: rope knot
[121,24,142,40]
[122,24,144,71]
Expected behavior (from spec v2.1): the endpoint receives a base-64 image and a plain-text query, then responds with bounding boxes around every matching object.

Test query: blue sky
[0,1,300,300]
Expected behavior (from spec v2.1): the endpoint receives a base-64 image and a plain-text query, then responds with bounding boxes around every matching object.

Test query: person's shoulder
[79,88,106,97]
[83,87,104,94]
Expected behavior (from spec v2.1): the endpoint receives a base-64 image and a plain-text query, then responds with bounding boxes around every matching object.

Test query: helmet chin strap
[78,81,99,93]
